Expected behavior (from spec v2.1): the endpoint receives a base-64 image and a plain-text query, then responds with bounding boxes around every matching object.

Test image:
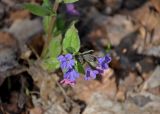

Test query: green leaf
[56,15,65,32]
[66,47,76,53]
[24,3,53,16]
[63,23,80,53]
[63,0,78,3]
[42,0,52,9]
[52,15,66,36]
[42,57,60,71]
[75,61,85,74]
[45,35,62,58]
[56,0,63,3]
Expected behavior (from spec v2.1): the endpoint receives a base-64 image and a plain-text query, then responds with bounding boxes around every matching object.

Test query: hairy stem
[41,1,59,58]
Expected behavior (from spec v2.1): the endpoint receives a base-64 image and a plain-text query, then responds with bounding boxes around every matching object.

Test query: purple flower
[66,3,80,16]
[97,54,111,70]
[57,54,75,70]
[61,69,79,86]
[84,67,99,80]
[96,68,104,74]
[64,69,79,81]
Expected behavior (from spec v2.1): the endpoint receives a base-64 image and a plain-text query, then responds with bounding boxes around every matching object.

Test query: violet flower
[64,69,79,81]
[58,53,111,86]
[84,67,99,80]
[57,54,75,70]
[97,54,111,70]
[61,69,79,86]
[66,3,80,16]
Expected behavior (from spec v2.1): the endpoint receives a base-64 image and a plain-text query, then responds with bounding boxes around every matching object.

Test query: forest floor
[0,0,160,114]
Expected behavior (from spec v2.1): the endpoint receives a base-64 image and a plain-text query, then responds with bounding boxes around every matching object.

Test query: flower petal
[65,54,73,60]
[57,55,65,62]
[105,54,111,63]
[84,67,99,80]
[68,59,75,66]
[64,69,79,81]
[66,3,80,15]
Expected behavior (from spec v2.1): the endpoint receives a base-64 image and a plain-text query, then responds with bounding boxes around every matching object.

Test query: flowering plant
[24,0,111,86]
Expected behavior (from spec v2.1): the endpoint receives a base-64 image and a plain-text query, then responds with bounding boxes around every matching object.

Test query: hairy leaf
[64,0,78,3]
[24,3,53,16]
[63,23,80,53]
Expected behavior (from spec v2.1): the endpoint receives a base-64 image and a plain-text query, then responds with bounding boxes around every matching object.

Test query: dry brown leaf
[29,107,44,114]
[150,0,160,13]
[9,10,30,22]
[73,69,117,102]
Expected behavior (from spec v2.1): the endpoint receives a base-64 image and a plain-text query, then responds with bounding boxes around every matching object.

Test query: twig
[28,45,40,60]
[50,74,74,105]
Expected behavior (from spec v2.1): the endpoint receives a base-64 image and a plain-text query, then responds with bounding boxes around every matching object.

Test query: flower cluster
[58,53,111,86]
[58,54,79,86]
[84,54,111,80]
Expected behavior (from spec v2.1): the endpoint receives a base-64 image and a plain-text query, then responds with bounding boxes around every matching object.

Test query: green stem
[41,1,59,58]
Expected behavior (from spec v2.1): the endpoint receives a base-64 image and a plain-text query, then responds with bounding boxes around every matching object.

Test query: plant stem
[41,1,59,58]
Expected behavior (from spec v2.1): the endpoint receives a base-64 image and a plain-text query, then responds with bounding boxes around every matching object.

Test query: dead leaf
[29,107,44,114]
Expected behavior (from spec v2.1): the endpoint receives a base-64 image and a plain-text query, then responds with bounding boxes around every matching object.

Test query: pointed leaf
[75,61,85,74]
[56,0,63,3]
[63,23,80,53]
[45,35,62,58]
[64,0,78,3]
[42,57,60,71]
[24,3,53,16]
[42,0,52,9]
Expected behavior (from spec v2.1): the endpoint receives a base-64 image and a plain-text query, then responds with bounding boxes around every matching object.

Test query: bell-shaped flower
[97,54,111,70]
[84,67,99,80]
[60,69,79,86]
[57,54,75,70]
